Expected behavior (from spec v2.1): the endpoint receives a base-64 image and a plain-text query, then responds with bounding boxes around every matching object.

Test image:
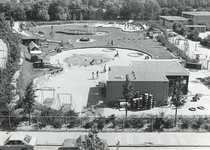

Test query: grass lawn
[38,24,172,59]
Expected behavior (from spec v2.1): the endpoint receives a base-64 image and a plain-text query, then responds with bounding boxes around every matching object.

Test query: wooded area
[1,0,210,21]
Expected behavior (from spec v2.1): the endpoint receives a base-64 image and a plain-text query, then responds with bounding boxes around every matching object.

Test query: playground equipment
[87,25,96,35]
[39,87,56,107]
[57,93,77,112]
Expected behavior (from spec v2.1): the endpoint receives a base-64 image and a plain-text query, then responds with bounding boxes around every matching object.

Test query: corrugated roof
[182,11,210,16]
[160,16,188,21]
[108,60,189,82]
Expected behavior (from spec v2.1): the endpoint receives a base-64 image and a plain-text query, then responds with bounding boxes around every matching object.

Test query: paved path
[1,131,210,147]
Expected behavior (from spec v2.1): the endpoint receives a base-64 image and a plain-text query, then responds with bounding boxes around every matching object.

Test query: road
[35,145,210,150]
[2,132,210,149]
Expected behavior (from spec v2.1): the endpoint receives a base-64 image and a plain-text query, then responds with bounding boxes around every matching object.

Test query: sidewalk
[1,131,210,146]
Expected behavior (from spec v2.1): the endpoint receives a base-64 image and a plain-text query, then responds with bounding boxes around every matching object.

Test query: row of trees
[0,13,21,122]
[1,0,210,22]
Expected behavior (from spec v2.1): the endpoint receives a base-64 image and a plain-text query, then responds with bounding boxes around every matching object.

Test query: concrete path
[1,131,210,147]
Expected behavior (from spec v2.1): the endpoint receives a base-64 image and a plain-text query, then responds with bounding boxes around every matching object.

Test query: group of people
[92,71,99,79]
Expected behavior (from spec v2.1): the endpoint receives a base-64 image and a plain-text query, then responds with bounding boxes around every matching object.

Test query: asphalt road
[2,132,210,149]
[35,145,210,150]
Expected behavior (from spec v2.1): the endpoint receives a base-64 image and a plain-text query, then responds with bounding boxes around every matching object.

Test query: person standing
[92,72,94,79]
[116,140,120,150]
[96,71,99,78]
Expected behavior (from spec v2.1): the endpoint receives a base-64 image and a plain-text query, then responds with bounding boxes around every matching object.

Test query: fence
[1,115,210,132]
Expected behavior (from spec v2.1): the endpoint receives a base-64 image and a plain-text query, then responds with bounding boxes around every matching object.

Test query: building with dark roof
[159,16,188,29]
[182,11,210,25]
[106,60,189,106]
[21,35,40,46]
[160,12,210,32]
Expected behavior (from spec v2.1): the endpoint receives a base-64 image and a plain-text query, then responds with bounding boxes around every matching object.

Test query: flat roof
[22,35,40,40]
[160,16,188,21]
[182,11,210,16]
[185,25,206,27]
[108,60,189,82]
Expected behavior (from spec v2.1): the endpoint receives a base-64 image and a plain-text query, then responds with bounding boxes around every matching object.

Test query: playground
[17,20,210,117]
[34,47,152,116]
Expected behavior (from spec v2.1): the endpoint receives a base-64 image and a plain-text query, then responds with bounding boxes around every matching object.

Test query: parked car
[58,135,109,150]
[0,133,37,150]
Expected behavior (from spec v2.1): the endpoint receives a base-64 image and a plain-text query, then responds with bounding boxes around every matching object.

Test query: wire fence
[1,115,210,132]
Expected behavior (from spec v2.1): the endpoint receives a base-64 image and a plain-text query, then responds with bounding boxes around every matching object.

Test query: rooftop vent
[115,75,123,79]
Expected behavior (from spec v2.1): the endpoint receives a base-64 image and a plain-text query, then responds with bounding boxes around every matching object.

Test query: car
[0,133,37,150]
[58,135,108,150]
[58,138,80,150]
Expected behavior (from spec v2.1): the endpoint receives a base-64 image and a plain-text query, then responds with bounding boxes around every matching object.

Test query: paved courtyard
[34,46,210,117]
[34,47,152,116]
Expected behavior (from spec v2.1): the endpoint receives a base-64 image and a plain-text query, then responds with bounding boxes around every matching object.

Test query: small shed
[22,35,40,46]
[28,41,42,55]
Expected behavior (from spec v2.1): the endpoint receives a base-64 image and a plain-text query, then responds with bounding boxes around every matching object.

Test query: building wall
[106,81,169,106]
[160,18,188,29]
[194,16,210,26]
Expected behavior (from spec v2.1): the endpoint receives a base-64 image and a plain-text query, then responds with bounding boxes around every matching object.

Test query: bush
[153,117,164,132]
[67,118,81,128]
[83,122,93,129]
[51,119,63,129]
[95,118,106,130]
[124,119,132,128]
[180,117,191,130]
[130,118,146,129]
[163,118,174,129]
[191,117,204,130]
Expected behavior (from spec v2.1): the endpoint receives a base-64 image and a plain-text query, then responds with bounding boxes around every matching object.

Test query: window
[17,141,24,145]
[6,141,16,145]
[24,134,32,143]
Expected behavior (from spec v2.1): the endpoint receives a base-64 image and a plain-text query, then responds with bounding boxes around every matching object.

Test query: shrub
[180,117,191,130]
[124,119,132,128]
[95,118,106,130]
[191,117,204,131]
[163,118,174,129]
[130,118,145,129]
[83,122,93,129]
[67,118,81,128]
[51,119,63,129]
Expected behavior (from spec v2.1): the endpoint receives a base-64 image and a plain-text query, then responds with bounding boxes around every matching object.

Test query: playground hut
[28,41,42,55]
[22,35,40,46]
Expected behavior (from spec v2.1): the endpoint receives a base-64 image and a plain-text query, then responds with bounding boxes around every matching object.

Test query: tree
[122,74,134,117]
[161,7,170,15]
[76,123,109,150]
[104,2,120,19]
[17,81,36,125]
[170,6,178,16]
[144,0,161,20]
[170,78,186,126]
[11,4,26,21]
[185,6,194,11]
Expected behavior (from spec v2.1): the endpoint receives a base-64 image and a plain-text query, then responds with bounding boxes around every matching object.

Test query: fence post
[151,117,153,132]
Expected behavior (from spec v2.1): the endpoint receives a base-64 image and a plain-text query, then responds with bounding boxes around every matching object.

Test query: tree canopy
[1,0,210,21]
